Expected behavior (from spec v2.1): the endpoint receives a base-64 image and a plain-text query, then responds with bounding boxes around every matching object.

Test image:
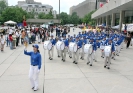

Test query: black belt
[32,65,38,66]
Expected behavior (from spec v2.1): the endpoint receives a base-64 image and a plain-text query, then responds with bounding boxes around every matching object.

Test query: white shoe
[34,87,38,91]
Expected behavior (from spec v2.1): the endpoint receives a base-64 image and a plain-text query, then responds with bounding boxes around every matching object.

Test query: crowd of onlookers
[0,27,51,51]
[0,26,70,52]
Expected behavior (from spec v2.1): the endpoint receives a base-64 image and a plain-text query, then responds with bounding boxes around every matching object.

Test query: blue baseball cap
[70,36,73,38]
[83,36,86,38]
[76,36,79,39]
[32,44,39,49]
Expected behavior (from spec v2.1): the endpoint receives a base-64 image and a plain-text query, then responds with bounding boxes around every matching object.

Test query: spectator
[126,34,131,49]
[16,30,20,47]
[9,34,13,50]
[5,33,10,47]
[28,31,32,44]
[0,35,6,51]
[12,32,16,49]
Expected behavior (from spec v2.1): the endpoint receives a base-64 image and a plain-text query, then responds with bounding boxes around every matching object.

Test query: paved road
[0,28,133,93]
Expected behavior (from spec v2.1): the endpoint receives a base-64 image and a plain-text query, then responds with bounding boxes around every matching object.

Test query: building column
[106,15,109,27]
[97,19,99,26]
[119,11,125,31]
[95,19,98,26]
[100,17,102,25]
[102,17,104,25]
[111,13,115,27]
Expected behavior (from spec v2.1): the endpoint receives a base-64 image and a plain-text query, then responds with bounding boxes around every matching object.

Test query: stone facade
[17,0,57,18]
[69,0,106,18]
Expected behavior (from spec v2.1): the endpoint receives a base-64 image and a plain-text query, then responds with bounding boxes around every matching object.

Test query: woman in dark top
[126,34,131,49]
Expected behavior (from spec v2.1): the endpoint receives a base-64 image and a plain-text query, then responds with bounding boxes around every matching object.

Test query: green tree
[47,10,53,19]
[0,7,29,23]
[59,12,69,25]
[38,11,53,19]
[0,0,7,14]
[70,12,80,25]
[82,10,96,25]
[27,9,35,19]
[38,12,45,19]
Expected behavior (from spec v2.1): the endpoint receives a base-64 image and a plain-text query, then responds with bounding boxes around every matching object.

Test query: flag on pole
[100,2,103,7]
[23,15,27,27]
[106,0,110,3]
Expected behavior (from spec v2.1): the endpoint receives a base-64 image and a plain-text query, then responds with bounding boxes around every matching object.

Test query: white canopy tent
[111,25,120,29]
[122,24,133,32]
[4,20,17,25]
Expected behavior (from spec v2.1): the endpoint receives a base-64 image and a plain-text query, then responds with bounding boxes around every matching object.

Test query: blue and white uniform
[49,36,56,60]
[73,37,82,64]
[61,36,69,62]
[24,44,41,91]
[104,40,115,69]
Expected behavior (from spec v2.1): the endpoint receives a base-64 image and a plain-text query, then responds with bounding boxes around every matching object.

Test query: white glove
[37,70,40,73]
[24,46,27,51]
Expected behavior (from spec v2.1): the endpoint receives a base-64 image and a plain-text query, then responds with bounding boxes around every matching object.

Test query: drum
[84,44,92,54]
[43,41,52,50]
[104,46,111,57]
[131,39,133,45]
[56,41,65,50]
[69,43,77,52]
[100,46,105,50]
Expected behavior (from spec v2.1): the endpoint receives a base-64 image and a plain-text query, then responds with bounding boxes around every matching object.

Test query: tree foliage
[0,0,7,14]
[0,7,28,23]
[27,9,35,19]
[38,10,53,19]
[82,10,96,25]
[70,12,79,24]
[0,0,96,26]
[58,11,95,25]
[59,12,80,25]
[59,12,69,25]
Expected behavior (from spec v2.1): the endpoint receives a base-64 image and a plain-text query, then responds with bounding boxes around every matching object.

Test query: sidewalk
[0,28,133,93]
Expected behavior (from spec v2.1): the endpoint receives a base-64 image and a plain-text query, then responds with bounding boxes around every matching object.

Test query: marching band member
[78,32,82,37]
[69,36,74,58]
[79,36,83,60]
[100,37,106,58]
[56,36,61,57]
[91,38,97,62]
[61,35,69,62]
[96,39,100,48]
[112,37,118,60]
[67,35,71,54]
[73,34,76,41]
[73,37,81,64]
[49,35,56,60]
[24,44,41,91]
[116,37,122,56]
[81,36,87,60]
[86,44,93,66]
[104,39,115,69]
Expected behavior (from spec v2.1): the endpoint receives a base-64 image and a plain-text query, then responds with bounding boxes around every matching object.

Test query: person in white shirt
[9,28,13,34]
[0,35,6,51]
[12,32,16,49]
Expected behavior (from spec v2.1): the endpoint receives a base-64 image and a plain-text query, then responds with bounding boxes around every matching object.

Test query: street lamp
[58,0,60,24]
[95,0,98,10]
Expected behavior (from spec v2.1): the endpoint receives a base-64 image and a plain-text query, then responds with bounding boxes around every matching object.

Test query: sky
[8,0,85,14]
